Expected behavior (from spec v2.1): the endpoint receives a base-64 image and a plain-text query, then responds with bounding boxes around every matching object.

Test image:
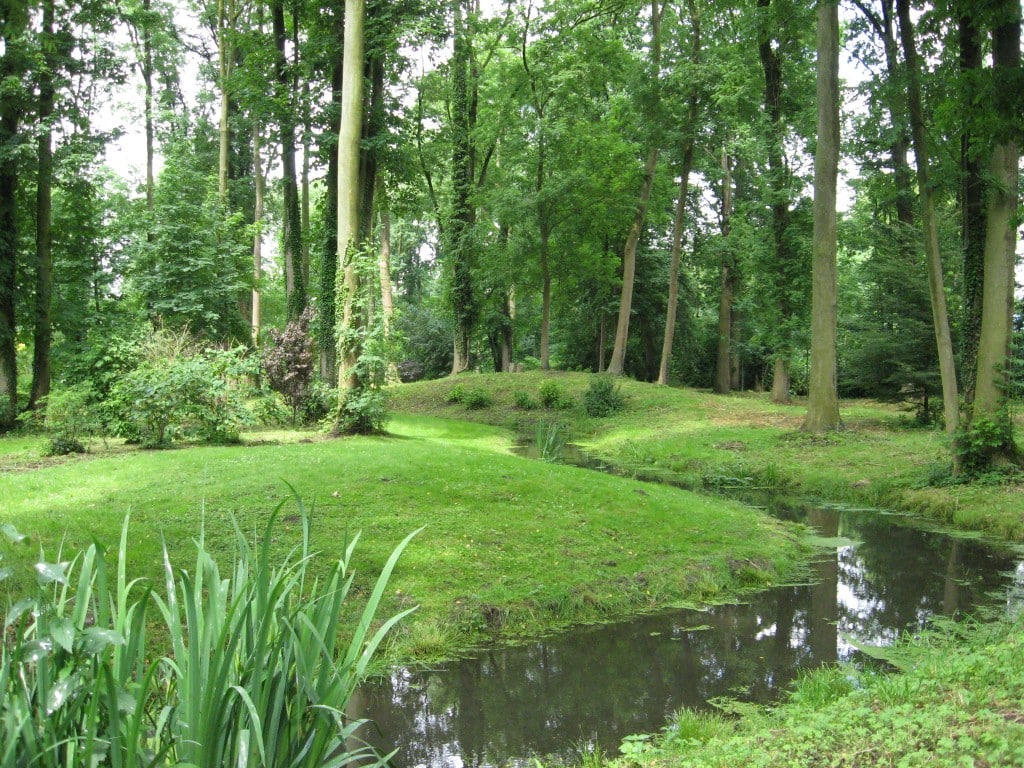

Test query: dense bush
[107,334,254,447]
[41,384,103,455]
[538,380,569,409]
[0,506,414,768]
[583,375,625,417]
[447,383,493,410]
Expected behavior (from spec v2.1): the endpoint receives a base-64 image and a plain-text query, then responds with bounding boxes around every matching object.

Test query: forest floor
[389,371,1024,541]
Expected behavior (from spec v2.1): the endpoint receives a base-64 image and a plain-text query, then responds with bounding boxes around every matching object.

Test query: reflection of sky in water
[356,506,1023,768]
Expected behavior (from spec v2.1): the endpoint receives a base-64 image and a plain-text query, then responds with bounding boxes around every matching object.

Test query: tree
[894,0,958,438]
[606,0,664,376]
[803,0,840,432]
[337,0,367,393]
[969,3,1021,465]
[0,0,30,429]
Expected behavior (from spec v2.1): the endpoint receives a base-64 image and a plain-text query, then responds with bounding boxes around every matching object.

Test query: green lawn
[0,413,806,663]
[390,372,1024,540]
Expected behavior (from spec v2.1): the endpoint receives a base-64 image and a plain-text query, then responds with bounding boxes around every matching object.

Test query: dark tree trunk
[272,0,305,319]
[959,11,985,406]
[29,0,56,410]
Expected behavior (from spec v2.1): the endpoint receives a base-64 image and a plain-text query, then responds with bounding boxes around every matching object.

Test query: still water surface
[354,484,1023,767]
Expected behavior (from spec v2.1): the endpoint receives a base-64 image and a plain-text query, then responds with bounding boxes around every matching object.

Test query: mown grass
[0,413,806,664]
[586,614,1024,767]
[390,372,1024,540]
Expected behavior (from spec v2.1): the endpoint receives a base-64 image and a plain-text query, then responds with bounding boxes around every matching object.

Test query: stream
[352,444,1024,768]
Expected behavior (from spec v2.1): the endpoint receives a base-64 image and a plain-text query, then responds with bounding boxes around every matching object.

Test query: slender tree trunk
[804,0,841,432]
[606,0,662,376]
[142,0,155,219]
[658,0,700,386]
[758,0,794,404]
[251,122,265,347]
[714,151,734,395]
[896,0,959,437]
[539,225,552,371]
[273,0,305,319]
[378,181,401,383]
[29,0,56,410]
[449,0,475,374]
[336,0,366,393]
[217,0,231,203]
[658,151,692,386]
[972,12,1020,437]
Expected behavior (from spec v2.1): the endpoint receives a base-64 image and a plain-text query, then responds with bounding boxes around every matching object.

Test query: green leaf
[51,617,75,652]
[81,627,126,652]
[35,560,70,585]
[1,523,26,544]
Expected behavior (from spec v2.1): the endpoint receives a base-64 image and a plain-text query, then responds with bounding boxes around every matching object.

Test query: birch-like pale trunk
[336,0,366,393]
[252,122,265,347]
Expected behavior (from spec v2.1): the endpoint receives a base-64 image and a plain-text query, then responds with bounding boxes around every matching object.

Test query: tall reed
[1,497,417,768]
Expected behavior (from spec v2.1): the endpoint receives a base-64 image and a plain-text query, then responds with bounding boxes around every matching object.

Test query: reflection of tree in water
[830,511,1015,648]
[356,504,1021,768]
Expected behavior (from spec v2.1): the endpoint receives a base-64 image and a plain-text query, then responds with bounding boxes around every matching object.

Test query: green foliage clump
[583,375,625,417]
[538,379,571,409]
[446,383,493,410]
[513,390,539,410]
[107,330,254,447]
[955,411,1019,479]
[0,504,415,768]
[41,384,102,455]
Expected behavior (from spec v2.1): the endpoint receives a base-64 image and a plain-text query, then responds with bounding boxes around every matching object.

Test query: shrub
[513,390,538,410]
[539,379,569,409]
[0,503,416,768]
[461,387,493,410]
[262,308,317,425]
[447,384,467,404]
[107,345,253,447]
[41,384,103,455]
[583,375,625,417]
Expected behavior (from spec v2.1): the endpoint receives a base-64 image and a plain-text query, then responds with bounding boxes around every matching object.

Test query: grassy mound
[390,372,1024,540]
[0,414,806,663]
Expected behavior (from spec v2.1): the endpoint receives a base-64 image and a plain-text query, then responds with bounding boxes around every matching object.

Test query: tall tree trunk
[272,0,305,319]
[607,0,662,376]
[142,0,155,219]
[658,0,700,387]
[251,121,265,347]
[217,0,231,203]
[0,7,27,429]
[972,10,1020,452]
[896,0,959,437]
[959,10,985,406]
[319,8,343,384]
[378,180,400,383]
[29,0,56,410]
[804,0,841,432]
[714,151,734,395]
[336,0,366,393]
[449,0,475,374]
[539,225,552,371]
[758,0,795,404]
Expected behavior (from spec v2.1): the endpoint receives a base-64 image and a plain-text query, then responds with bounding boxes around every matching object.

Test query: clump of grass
[583,375,625,417]
[447,383,493,410]
[513,390,539,410]
[0,498,418,768]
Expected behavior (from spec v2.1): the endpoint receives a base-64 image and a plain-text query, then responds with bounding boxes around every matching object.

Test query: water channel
[353,444,1024,768]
